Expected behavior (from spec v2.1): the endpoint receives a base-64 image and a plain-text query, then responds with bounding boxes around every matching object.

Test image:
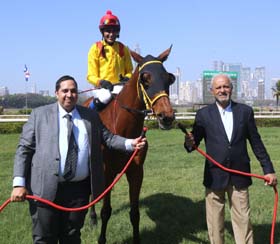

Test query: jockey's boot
[92,98,107,112]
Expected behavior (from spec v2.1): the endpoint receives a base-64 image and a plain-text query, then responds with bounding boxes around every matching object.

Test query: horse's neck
[118,71,144,110]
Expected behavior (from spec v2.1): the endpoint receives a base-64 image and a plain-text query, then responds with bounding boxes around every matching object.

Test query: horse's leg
[89,198,98,226]
[98,180,113,244]
[126,164,144,244]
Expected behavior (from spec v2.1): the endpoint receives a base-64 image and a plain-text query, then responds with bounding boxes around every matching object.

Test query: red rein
[1,127,148,213]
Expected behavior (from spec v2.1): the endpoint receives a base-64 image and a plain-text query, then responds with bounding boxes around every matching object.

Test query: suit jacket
[13,103,128,201]
[192,101,275,190]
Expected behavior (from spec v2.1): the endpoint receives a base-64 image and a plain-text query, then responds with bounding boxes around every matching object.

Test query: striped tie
[63,114,78,181]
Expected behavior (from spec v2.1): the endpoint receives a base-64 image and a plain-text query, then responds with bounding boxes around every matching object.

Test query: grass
[0,128,279,244]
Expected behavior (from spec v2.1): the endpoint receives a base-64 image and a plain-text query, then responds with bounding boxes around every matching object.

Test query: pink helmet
[99,10,120,32]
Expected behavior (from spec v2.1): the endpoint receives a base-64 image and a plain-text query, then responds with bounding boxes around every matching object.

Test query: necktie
[63,114,78,181]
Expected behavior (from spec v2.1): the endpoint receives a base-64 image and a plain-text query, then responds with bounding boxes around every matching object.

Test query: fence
[1,111,280,123]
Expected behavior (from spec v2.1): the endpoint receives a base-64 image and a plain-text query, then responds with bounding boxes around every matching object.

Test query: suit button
[228,146,231,149]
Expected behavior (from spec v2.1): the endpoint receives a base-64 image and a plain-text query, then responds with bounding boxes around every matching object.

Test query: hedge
[0,118,279,134]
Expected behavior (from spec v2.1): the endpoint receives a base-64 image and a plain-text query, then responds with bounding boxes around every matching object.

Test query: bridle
[137,60,170,112]
[113,59,170,117]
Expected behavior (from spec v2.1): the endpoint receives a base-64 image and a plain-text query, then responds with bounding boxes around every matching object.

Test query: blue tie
[63,114,78,181]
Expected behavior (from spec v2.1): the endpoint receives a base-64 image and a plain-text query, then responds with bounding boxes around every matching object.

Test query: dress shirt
[58,104,89,182]
[216,102,233,142]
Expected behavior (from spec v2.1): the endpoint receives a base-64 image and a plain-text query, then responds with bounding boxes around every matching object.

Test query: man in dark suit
[184,73,277,244]
[10,75,146,244]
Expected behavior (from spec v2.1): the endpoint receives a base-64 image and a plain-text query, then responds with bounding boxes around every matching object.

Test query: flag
[24,64,30,82]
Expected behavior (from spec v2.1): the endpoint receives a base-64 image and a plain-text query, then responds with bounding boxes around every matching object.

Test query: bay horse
[83,47,175,244]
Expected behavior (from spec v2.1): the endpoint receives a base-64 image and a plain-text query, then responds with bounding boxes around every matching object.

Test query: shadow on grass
[114,193,279,244]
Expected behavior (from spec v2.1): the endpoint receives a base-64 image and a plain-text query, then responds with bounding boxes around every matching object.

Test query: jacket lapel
[76,106,92,155]
[209,103,229,142]
[49,103,59,153]
[230,101,240,143]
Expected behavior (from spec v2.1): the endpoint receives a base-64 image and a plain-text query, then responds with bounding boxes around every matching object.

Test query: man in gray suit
[184,73,277,244]
[10,75,146,244]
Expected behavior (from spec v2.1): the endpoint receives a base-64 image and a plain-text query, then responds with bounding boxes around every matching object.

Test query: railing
[1,111,280,123]
[0,115,29,122]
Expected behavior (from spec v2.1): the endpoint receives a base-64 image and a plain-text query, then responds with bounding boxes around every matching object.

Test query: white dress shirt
[58,105,90,182]
[216,102,233,142]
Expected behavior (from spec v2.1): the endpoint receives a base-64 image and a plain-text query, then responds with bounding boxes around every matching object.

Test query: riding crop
[177,122,278,244]
[0,127,148,213]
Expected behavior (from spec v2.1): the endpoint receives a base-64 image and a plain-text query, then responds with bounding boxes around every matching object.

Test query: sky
[0,0,279,96]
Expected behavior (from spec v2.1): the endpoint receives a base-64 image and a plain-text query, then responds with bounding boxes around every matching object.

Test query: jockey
[87,10,133,110]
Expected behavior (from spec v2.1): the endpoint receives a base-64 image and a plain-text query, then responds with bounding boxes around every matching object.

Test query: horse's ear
[130,49,143,63]
[158,45,173,62]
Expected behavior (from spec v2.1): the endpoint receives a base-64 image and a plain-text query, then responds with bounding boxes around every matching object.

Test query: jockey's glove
[100,80,113,91]
[119,74,130,83]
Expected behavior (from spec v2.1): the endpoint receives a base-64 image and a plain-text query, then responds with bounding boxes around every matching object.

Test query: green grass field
[0,128,279,244]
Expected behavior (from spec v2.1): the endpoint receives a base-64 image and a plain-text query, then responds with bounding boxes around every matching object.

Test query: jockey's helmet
[99,10,120,32]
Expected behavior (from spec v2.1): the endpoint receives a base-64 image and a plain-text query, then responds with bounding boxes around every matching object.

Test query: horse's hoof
[98,236,106,244]
[89,217,98,227]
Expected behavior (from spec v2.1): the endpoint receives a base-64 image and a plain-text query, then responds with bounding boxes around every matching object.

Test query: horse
[83,47,175,244]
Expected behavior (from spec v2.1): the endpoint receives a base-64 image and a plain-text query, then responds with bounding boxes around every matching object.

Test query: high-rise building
[0,86,9,96]
[170,67,180,104]
[223,63,242,97]
[240,67,251,98]
[253,67,266,99]
[258,79,265,100]
[213,60,224,71]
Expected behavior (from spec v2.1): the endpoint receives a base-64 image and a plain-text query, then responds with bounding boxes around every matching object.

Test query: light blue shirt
[216,102,233,142]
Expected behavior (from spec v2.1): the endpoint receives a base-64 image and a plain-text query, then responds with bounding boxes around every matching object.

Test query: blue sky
[1,0,279,95]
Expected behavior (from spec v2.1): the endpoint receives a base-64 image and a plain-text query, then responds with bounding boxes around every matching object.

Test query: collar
[216,101,232,114]
[58,103,77,118]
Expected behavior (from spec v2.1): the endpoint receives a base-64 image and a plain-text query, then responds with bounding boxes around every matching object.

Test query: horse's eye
[168,73,176,85]
[140,72,151,89]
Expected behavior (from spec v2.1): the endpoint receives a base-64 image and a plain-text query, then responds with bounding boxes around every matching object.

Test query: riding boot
[93,98,107,111]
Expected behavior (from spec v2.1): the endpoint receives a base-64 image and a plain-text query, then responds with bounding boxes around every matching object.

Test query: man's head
[210,74,233,108]
[55,75,78,112]
[99,10,120,45]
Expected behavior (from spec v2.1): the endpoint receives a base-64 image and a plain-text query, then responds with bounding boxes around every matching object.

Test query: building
[0,86,9,96]
[240,67,251,98]
[39,90,50,96]
[170,67,181,104]
[222,63,242,98]
[253,66,266,100]
[202,70,238,104]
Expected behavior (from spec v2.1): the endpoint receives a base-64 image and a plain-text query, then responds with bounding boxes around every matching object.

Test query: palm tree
[272,80,280,110]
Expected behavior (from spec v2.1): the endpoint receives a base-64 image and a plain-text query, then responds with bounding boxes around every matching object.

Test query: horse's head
[130,46,175,130]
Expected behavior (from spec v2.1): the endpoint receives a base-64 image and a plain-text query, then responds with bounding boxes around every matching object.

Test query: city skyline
[1,1,279,96]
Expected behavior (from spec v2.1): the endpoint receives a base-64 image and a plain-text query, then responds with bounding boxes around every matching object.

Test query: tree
[272,80,280,110]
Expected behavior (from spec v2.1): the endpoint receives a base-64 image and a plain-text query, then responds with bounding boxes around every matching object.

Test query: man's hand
[100,80,113,91]
[184,132,195,152]
[264,173,277,186]
[131,137,147,150]
[11,186,28,202]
